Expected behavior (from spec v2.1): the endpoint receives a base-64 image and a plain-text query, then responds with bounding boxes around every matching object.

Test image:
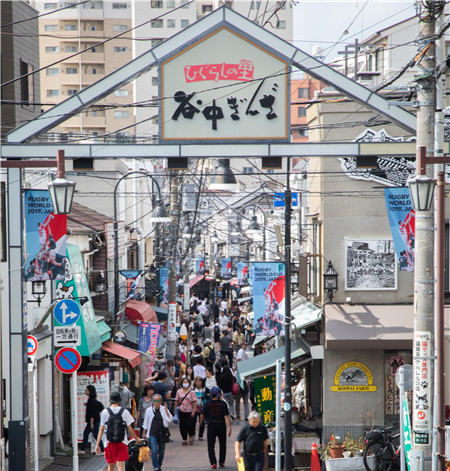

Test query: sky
[293,0,417,61]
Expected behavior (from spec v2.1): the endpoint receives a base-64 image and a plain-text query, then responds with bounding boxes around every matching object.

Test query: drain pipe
[134,161,145,271]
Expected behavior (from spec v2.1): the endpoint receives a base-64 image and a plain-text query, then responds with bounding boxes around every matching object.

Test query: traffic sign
[54,299,81,326]
[54,326,82,347]
[27,335,38,356]
[273,192,298,207]
[54,347,82,374]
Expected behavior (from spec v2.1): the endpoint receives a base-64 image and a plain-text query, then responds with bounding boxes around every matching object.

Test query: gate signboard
[160,27,289,142]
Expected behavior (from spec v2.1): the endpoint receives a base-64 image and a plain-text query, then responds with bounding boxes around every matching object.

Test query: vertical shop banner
[254,375,276,425]
[402,393,412,471]
[251,262,285,336]
[195,258,205,275]
[237,263,249,285]
[159,266,169,304]
[24,190,67,281]
[222,258,232,279]
[54,243,102,356]
[76,371,109,441]
[138,322,162,357]
[384,188,415,271]
[413,331,431,444]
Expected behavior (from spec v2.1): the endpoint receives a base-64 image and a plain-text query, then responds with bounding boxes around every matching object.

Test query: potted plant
[343,433,366,457]
[320,433,370,471]
[318,435,345,460]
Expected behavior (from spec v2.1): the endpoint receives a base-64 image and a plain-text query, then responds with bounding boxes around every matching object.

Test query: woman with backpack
[79,384,104,455]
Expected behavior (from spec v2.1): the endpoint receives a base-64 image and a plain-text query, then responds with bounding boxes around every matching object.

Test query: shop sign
[401,394,412,470]
[76,371,109,441]
[160,27,289,142]
[254,374,276,425]
[138,322,162,358]
[413,331,431,443]
[331,361,377,392]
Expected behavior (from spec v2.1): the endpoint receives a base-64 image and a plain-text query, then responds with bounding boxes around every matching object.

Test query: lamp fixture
[150,198,171,223]
[247,215,262,234]
[29,280,47,307]
[94,272,106,294]
[209,159,238,192]
[323,260,338,302]
[183,221,193,238]
[407,174,436,212]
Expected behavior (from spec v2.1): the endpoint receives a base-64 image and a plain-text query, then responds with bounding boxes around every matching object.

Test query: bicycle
[363,428,400,471]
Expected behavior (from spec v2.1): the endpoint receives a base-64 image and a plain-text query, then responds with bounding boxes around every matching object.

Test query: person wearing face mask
[174,378,197,445]
[234,411,269,471]
[142,394,173,471]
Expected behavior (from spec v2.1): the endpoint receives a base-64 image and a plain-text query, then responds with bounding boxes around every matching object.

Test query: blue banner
[138,322,162,358]
[250,262,285,336]
[384,188,415,271]
[159,267,169,304]
[195,258,205,275]
[222,258,232,279]
[24,190,67,281]
[237,262,249,285]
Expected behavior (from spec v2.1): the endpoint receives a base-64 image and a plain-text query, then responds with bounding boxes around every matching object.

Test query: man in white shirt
[197,301,208,317]
[220,299,228,313]
[96,391,141,470]
[218,311,228,329]
[236,342,248,362]
[193,356,207,379]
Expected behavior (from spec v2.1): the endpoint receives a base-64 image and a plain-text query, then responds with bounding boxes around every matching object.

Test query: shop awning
[102,340,142,367]
[153,305,168,322]
[236,338,310,386]
[125,300,158,325]
[189,275,204,288]
[291,297,322,330]
[96,317,111,343]
[238,296,252,304]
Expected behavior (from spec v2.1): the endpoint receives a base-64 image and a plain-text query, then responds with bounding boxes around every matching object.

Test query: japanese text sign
[161,27,289,142]
[413,331,431,442]
[254,374,276,425]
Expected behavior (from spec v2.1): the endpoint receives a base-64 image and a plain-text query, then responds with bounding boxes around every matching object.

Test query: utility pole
[412,5,436,469]
[167,171,179,357]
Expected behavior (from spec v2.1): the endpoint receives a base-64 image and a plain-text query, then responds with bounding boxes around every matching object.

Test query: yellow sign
[331,361,377,392]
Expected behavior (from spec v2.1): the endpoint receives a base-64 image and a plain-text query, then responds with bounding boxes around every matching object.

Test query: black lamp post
[323,260,339,302]
[47,150,76,214]
[29,280,47,307]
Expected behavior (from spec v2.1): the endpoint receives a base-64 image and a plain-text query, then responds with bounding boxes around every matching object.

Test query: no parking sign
[54,347,82,374]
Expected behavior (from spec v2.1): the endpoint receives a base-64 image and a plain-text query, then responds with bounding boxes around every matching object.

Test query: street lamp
[407,174,436,211]
[150,198,171,223]
[183,220,193,239]
[29,280,47,307]
[94,272,106,294]
[209,159,238,191]
[246,205,268,261]
[247,215,261,233]
[323,260,338,302]
[48,149,76,214]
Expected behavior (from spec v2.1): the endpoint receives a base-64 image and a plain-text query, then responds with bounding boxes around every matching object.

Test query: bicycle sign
[27,335,38,356]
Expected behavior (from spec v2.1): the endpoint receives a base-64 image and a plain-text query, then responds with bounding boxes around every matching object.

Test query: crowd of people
[81,295,270,471]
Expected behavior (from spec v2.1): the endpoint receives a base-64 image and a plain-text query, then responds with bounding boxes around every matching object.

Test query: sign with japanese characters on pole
[254,374,276,425]
[160,27,289,142]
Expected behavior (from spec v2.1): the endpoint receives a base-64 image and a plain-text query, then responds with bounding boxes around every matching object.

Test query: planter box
[325,456,375,471]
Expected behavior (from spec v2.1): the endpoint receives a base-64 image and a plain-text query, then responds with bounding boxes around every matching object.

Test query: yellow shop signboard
[331,361,377,392]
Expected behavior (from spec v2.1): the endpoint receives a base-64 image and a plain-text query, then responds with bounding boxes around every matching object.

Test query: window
[45,25,58,31]
[151,0,163,7]
[202,4,213,13]
[20,60,34,107]
[64,24,77,31]
[113,46,128,53]
[65,46,77,52]
[46,46,59,53]
[112,3,128,8]
[180,19,189,28]
[73,158,94,170]
[181,0,189,7]
[297,107,306,118]
[276,1,286,9]
[151,19,163,28]
[167,19,175,28]
[167,0,175,6]
[297,128,309,137]
[250,1,260,9]
[151,38,162,47]
[277,20,286,29]
[113,25,127,31]
[46,68,59,76]
[114,89,129,97]
[297,88,308,99]
[67,89,78,96]
[91,68,97,74]
[114,111,129,118]
[44,3,57,9]
[47,89,60,97]
[151,77,158,86]
[243,167,254,174]
[66,67,78,74]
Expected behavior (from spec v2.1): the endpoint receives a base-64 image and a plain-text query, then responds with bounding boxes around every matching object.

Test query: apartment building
[33,0,135,142]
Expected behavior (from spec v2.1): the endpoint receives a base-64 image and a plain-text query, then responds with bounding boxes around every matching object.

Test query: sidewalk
[142,419,241,471]
[42,452,107,471]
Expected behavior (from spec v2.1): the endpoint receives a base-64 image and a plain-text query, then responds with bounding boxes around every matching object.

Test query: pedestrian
[135,384,154,438]
[152,371,172,404]
[183,364,195,382]
[233,328,245,350]
[234,411,269,471]
[200,386,232,469]
[193,376,207,441]
[216,364,235,419]
[202,338,216,368]
[174,378,197,445]
[174,356,187,386]
[218,311,228,329]
[212,299,220,321]
[236,342,248,362]
[95,391,141,471]
[219,329,234,367]
[205,367,218,392]
[202,321,213,344]
[194,356,207,379]
[142,394,173,471]
[233,375,249,422]
[213,323,221,351]
[79,385,104,455]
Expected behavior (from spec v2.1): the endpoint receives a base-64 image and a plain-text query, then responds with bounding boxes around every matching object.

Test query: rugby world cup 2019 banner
[384,188,415,271]
[195,258,205,275]
[24,190,67,281]
[222,258,232,279]
[251,262,285,336]
[237,262,249,285]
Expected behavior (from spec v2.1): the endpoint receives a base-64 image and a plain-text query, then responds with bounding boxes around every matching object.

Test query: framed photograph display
[345,239,397,290]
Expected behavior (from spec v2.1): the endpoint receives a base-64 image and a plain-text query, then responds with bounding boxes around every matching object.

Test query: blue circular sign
[54,299,81,326]
[54,347,81,374]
